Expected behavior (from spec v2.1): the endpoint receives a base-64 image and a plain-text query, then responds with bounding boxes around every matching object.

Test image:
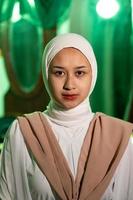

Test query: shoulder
[96,112,133,127]
[3,119,25,152]
[97,112,132,122]
[115,137,133,176]
[17,111,43,126]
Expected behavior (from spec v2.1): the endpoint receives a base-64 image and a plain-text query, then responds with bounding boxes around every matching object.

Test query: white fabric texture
[44,98,94,127]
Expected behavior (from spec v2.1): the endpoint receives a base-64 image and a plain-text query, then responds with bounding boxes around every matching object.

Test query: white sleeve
[112,137,133,200]
[0,121,16,200]
[117,137,133,200]
[0,120,32,200]
[101,137,133,200]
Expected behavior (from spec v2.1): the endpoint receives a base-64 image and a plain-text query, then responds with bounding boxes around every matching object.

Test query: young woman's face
[48,47,92,109]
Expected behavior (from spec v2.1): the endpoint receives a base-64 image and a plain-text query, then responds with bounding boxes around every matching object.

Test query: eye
[54,70,65,77]
[75,71,85,77]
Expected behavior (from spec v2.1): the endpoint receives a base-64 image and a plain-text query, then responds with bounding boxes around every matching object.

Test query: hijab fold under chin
[44,98,94,127]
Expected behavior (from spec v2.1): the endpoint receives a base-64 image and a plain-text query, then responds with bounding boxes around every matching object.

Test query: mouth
[62,94,79,100]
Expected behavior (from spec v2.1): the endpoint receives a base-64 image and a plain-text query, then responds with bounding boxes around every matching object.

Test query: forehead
[54,47,86,57]
[50,47,91,65]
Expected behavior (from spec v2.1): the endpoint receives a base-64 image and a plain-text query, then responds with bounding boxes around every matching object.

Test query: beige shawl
[18,112,133,200]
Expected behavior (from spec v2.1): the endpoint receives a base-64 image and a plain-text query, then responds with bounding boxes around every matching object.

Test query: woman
[0,33,133,200]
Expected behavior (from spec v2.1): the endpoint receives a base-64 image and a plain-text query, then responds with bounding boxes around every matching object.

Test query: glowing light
[57,19,70,34]
[28,0,35,7]
[11,2,21,22]
[0,143,3,151]
[0,50,10,117]
[96,0,120,19]
[131,134,133,144]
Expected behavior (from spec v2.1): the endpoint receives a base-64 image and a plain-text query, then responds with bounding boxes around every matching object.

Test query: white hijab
[42,33,97,126]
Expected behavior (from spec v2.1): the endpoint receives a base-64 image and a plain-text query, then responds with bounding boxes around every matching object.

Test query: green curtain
[0,0,71,93]
[69,0,133,119]
[0,0,43,92]
[34,0,72,29]
[0,0,15,21]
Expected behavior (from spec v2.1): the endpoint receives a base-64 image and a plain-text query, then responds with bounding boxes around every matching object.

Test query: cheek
[80,78,91,90]
[79,84,91,99]
[48,76,56,89]
[85,76,92,91]
[48,78,61,97]
[47,78,56,97]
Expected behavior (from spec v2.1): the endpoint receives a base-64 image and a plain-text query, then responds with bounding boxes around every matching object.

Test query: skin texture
[48,47,92,109]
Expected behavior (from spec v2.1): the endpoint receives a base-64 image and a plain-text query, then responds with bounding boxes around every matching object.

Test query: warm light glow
[96,0,120,19]
[11,2,21,22]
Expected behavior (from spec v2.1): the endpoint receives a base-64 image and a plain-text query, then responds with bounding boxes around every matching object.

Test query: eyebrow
[51,66,89,69]
[51,66,64,69]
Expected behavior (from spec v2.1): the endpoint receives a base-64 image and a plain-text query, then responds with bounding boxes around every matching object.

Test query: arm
[0,122,16,200]
[101,137,133,200]
[112,137,133,200]
[0,120,34,200]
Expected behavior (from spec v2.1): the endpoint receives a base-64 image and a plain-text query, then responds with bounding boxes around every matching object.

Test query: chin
[61,102,81,110]
[55,98,83,110]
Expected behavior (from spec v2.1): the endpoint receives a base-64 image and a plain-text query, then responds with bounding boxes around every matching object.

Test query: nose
[63,74,76,90]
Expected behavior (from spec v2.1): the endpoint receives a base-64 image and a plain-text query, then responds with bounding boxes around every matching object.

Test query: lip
[62,94,79,100]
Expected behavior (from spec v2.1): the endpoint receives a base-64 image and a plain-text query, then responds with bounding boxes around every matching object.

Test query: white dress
[0,104,133,200]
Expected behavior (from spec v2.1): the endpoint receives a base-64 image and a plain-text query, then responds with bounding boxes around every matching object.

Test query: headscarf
[42,33,97,127]
[42,33,97,98]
